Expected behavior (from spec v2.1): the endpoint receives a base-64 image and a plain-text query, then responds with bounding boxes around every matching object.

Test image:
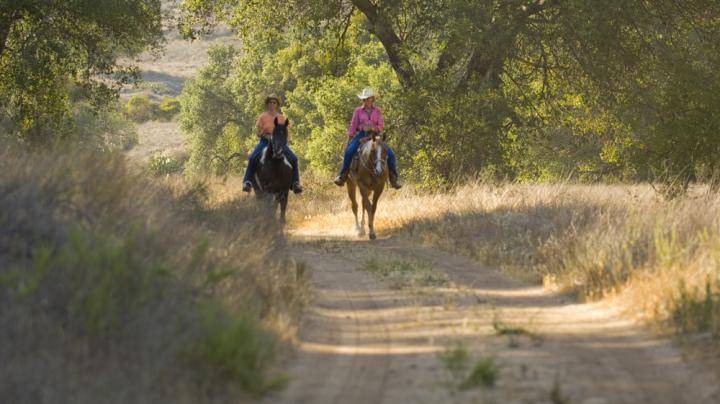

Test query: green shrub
[158,97,182,121]
[126,95,157,122]
[438,344,497,390]
[72,100,139,151]
[3,225,169,337]
[149,153,183,176]
[362,256,448,289]
[438,343,469,381]
[673,280,720,335]
[0,146,307,402]
[188,304,287,396]
[460,357,498,389]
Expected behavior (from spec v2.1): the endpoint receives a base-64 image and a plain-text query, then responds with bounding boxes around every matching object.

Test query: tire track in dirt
[266,233,719,404]
[267,249,421,403]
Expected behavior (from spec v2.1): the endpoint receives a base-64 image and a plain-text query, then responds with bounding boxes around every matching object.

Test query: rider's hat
[357,88,376,100]
[265,94,282,106]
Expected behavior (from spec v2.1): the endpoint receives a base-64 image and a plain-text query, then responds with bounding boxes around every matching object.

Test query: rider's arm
[375,107,385,132]
[255,115,264,138]
[347,109,360,137]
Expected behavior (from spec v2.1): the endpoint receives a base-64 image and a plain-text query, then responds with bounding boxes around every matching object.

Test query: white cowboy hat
[357,88,376,100]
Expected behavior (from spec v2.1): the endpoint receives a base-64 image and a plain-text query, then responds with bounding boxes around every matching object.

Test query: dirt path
[266,233,718,404]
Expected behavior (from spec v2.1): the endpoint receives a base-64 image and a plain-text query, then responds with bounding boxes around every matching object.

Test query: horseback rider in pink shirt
[333,88,402,189]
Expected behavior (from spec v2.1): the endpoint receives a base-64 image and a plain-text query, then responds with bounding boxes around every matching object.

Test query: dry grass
[0,144,308,403]
[289,179,720,336]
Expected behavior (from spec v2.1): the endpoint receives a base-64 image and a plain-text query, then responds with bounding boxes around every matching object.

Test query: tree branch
[0,10,21,59]
[351,0,417,86]
[336,5,355,50]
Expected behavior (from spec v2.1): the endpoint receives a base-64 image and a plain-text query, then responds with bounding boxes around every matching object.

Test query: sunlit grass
[289,178,720,335]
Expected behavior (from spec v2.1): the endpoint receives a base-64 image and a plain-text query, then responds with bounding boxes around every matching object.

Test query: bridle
[360,137,388,176]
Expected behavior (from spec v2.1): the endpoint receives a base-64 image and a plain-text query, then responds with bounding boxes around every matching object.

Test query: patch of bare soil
[266,232,719,404]
[123,2,240,164]
[126,121,187,165]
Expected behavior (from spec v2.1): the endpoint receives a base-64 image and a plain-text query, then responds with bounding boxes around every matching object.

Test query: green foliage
[0,1,164,143]
[362,256,448,289]
[460,357,498,389]
[439,343,498,390]
[158,97,182,121]
[125,95,182,123]
[673,280,720,336]
[438,343,470,380]
[181,0,720,186]
[149,153,184,176]
[181,45,249,173]
[188,303,287,396]
[126,95,157,122]
[73,100,139,151]
[0,146,306,400]
[3,224,170,337]
[71,227,169,336]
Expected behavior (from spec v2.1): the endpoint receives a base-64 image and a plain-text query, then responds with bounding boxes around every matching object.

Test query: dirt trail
[266,232,718,404]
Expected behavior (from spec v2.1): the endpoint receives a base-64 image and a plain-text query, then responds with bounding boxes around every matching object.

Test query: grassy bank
[0,145,308,403]
[291,179,719,337]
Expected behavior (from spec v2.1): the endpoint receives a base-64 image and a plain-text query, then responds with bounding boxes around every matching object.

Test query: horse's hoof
[369,233,377,240]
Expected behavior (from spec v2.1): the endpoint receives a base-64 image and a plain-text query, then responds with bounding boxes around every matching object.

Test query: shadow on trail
[269,233,711,404]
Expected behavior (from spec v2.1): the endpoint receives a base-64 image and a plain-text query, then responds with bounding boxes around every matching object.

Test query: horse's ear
[274,116,278,126]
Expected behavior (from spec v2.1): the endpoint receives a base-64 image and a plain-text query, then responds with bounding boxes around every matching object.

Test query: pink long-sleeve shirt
[347,106,385,138]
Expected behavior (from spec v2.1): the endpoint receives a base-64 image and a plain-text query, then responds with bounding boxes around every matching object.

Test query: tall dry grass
[0,144,308,403]
[291,179,720,336]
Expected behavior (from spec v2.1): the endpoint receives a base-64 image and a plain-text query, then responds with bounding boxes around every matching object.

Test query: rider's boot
[292,181,303,194]
[389,172,403,189]
[333,171,348,186]
[242,181,253,193]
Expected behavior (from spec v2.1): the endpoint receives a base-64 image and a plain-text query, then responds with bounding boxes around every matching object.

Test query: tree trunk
[351,0,416,87]
[0,11,20,59]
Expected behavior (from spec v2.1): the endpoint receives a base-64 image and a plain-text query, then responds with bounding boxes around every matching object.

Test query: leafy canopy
[180,0,720,184]
[0,0,164,143]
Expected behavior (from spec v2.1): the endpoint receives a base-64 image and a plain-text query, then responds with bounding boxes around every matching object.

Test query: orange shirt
[256,112,286,136]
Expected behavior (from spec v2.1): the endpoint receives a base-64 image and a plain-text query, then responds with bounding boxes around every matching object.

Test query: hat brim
[265,96,282,106]
[357,94,375,100]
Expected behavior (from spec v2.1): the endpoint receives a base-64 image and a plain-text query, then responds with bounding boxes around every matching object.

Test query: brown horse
[346,131,389,240]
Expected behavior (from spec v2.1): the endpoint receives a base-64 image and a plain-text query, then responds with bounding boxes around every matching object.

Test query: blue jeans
[243,138,300,184]
[340,131,398,176]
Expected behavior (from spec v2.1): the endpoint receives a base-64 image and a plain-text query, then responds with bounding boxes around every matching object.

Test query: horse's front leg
[367,186,383,240]
[347,180,364,237]
[358,184,372,240]
[277,192,288,225]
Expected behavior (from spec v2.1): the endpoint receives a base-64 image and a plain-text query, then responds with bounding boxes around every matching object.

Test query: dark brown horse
[253,118,293,224]
[346,130,389,240]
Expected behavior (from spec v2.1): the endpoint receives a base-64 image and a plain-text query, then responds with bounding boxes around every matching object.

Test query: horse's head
[271,117,289,160]
[368,137,388,177]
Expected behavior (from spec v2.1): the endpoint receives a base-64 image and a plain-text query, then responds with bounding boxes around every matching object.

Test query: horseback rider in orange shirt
[242,95,302,194]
